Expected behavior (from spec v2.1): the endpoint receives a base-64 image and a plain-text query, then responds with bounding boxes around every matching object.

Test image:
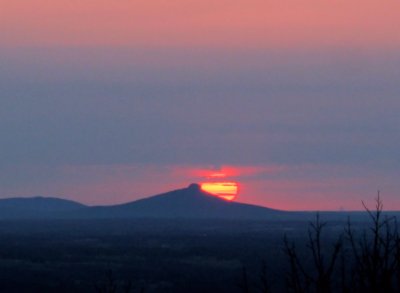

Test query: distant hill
[0,184,287,219]
[1,185,396,221]
[87,183,285,219]
[0,196,87,219]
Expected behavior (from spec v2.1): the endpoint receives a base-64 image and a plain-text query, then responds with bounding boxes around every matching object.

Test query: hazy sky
[1,1,399,210]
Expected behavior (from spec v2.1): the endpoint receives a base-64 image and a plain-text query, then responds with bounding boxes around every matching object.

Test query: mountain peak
[93,184,283,219]
[187,183,201,191]
[0,185,284,219]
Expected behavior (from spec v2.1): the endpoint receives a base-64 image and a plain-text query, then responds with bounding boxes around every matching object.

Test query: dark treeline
[240,195,400,293]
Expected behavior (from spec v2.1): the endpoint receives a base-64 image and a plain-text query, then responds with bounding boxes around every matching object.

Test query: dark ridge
[0,196,87,218]
[87,183,284,219]
[0,184,332,220]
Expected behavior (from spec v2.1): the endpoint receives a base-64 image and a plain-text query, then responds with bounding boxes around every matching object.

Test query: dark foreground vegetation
[0,197,398,292]
[279,196,400,293]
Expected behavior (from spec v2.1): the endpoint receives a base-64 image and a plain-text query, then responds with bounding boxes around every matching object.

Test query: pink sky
[1,1,400,49]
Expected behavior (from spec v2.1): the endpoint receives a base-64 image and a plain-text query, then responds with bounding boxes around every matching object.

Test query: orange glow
[209,173,226,178]
[201,182,238,201]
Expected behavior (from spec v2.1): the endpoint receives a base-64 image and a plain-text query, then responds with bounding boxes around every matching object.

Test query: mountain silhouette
[0,196,86,218]
[87,183,284,219]
[0,184,285,219]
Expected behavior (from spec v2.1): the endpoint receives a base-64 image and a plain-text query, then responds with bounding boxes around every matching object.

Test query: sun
[200,182,238,201]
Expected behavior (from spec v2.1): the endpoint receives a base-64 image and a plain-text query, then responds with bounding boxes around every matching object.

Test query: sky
[1,1,399,210]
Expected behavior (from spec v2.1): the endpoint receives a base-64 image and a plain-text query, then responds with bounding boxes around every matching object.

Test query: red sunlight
[209,173,226,178]
[200,182,238,201]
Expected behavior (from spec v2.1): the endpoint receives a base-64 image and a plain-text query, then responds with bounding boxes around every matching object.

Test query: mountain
[87,183,285,219]
[0,184,287,219]
[0,185,393,220]
[0,196,87,219]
